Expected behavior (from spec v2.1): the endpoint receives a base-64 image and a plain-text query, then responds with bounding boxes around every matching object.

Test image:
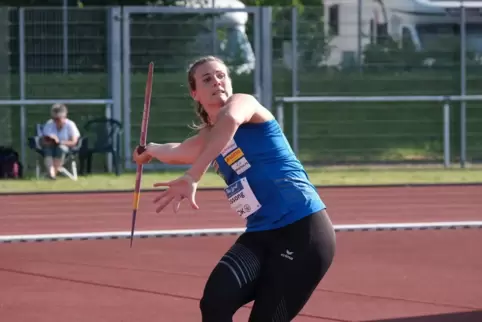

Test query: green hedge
[5,68,482,173]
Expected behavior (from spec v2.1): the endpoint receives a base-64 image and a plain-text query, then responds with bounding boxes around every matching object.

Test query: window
[328,5,339,35]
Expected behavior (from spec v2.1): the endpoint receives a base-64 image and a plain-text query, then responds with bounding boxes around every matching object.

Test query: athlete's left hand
[152,174,200,213]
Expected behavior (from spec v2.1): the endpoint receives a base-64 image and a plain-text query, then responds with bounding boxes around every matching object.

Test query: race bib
[224,177,261,219]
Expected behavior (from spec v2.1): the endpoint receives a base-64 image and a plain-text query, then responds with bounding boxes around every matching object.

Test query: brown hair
[187,56,227,130]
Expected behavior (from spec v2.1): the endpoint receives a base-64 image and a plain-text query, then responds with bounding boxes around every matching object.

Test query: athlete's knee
[199,291,233,322]
[199,295,223,320]
[199,264,239,321]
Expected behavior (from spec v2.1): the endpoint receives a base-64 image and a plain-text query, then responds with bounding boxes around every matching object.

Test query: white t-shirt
[42,119,81,142]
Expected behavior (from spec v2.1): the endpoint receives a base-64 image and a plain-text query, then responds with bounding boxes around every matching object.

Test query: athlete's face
[191,60,232,113]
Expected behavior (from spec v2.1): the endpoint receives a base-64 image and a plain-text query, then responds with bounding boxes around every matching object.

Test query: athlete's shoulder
[226,93,260,104]
[221,93,273,125]
[236,94,275,122]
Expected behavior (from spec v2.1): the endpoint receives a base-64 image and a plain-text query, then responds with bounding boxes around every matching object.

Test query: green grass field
[1,166,481,193]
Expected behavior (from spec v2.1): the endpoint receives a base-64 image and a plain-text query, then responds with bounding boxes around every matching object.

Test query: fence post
[122,8,132,170]
[460,5,467,168]
[62,0,69,74]
[291,7,299,156]
[107,6,123,173]
[254,7,262,102]
[357,0,362,69]
[276,102,284,132]
[260,7,272,110]
[443,100,451,168]
[18,8,26,169]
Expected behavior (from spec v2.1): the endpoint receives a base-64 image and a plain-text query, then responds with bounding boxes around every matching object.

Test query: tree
[241,0,329,70]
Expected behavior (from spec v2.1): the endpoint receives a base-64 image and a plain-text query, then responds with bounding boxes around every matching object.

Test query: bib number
[224,177,261,219]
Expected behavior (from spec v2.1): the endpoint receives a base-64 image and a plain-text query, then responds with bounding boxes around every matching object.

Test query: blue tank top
[212,119,326,232]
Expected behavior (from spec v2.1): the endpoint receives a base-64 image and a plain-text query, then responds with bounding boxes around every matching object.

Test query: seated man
[41,103,80,179]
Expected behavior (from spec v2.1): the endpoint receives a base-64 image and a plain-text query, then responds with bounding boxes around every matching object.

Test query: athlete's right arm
[133,129,208,165]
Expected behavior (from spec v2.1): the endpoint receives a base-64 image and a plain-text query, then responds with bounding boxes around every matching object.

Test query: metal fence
[120,5,271,170]
[275,95,482,168]
[273,0,482,167]
[1,6,119,172]
[1,1,482,174]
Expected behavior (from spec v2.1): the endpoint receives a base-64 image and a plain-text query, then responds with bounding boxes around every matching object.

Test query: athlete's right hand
[133,145,153,165]
[152,173,199,213]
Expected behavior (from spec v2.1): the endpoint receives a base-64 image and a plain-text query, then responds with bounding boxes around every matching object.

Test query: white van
[323,0,482,66]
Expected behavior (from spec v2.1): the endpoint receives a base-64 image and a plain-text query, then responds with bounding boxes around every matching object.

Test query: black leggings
[200,210,336,321]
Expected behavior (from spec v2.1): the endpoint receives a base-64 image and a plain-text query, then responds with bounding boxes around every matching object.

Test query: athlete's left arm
[186,93,259,182]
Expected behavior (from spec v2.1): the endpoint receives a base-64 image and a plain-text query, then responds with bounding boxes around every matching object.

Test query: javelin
[130,61,154,248]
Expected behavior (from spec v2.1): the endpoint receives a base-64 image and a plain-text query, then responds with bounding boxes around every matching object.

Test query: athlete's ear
[190,89,197,101]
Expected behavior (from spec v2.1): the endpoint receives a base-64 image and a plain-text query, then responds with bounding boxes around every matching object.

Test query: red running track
[0,185,482,321]
[1,185,481,235]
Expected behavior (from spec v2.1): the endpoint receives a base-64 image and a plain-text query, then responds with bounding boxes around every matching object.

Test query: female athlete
[133,56,336,321]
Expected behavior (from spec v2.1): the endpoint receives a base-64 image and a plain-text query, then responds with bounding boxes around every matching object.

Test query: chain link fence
[2,2,482,173]
[273,1,482,165]
[3,6,112,172]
